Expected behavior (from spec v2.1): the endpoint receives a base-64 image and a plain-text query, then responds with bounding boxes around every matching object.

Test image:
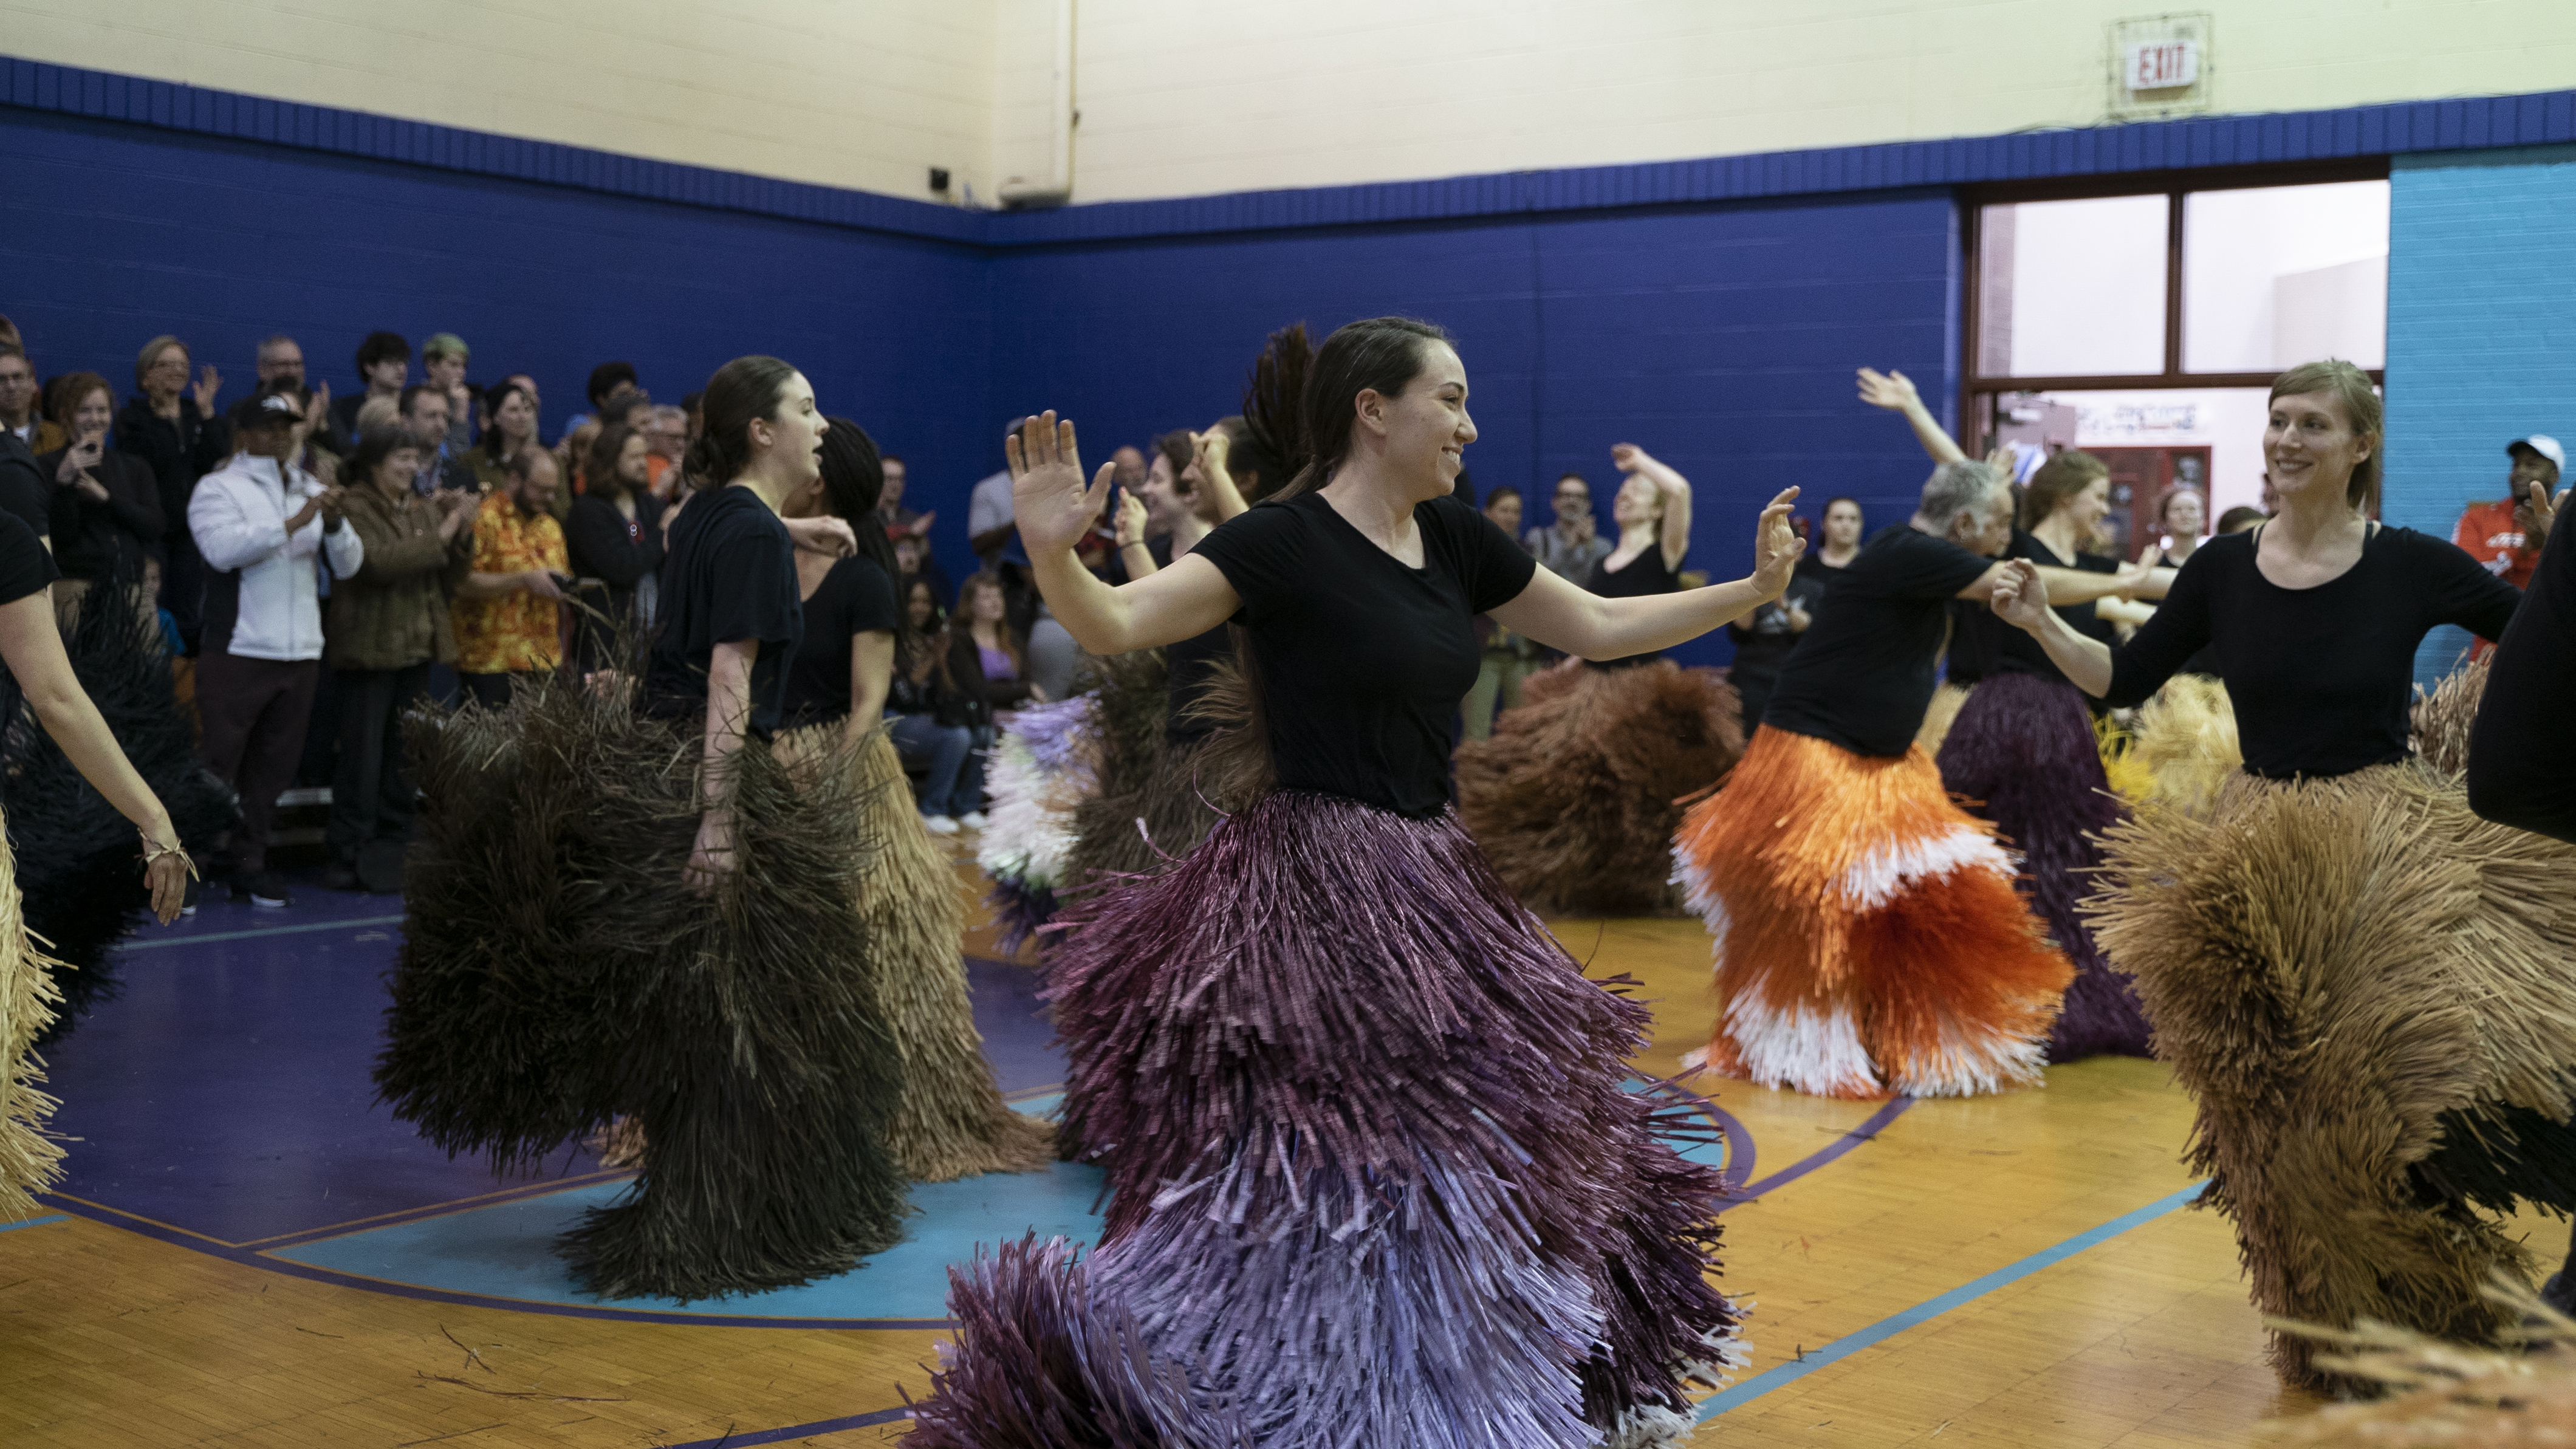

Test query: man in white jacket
[190,389,364,906]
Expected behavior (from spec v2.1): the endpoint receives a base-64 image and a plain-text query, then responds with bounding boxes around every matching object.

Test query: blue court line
[1695,1179,2209,1421]
[0,1213,67,1235]
[120,914,407,950]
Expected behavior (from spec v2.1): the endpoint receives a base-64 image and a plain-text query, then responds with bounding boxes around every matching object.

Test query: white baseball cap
[2509,434,2566,469]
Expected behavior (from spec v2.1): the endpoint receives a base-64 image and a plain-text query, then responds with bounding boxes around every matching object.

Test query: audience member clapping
[323,424,476,891]
[1529,470,1612,580]
[450,448,568,708]
[118,335,230,651]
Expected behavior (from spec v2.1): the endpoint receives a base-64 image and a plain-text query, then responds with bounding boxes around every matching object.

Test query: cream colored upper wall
[9,0,2575,210]
[0,0,1009,203]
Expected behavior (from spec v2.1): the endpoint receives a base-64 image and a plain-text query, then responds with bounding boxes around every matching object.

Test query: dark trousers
[197,651,322,874]
[459,670,538,709]
[327,663,432,859]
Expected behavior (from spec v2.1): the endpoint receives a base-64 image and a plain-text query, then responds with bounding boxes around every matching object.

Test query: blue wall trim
[9,53,2574,250]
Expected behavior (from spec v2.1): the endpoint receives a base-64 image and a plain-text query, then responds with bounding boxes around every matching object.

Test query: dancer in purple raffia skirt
[905,317,1809,1448]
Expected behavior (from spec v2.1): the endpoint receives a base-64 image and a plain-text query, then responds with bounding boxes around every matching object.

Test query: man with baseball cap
[189,386,365,906]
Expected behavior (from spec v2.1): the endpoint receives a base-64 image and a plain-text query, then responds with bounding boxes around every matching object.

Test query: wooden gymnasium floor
[7,849,2567,1448]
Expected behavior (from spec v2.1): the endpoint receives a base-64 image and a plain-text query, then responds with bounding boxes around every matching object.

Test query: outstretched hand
[1750,487,1804,595]
[1857,367,1923,414]
[1989,558,2052,631]
[2521,478,2566,544]
[1007,411,1114,557]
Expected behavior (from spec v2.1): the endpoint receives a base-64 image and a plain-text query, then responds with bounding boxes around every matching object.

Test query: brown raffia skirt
[782,724,1052,1182]
[2089,755,2576,1391]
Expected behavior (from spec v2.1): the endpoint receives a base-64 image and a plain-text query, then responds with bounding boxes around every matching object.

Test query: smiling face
[257,340,304,387]
[1484,492,1522,536]
[143,344,190,402]
[1139,451,1192,532]
[70,386,113,442]
[374,444,423,495]
[905,579,936,629]
[1949,485,2015,558]
[2264,391,2372,509]
[1823,499,1863,549]
[1611,474,1662,530]
[2510,445,2561,496]
[1552,476,1591,523]
[1360,341,1475,500]
[2052,474,2112,538]
[492,389,535,444]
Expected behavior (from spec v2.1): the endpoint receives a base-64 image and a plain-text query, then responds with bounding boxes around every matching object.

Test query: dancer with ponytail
[380,357,909,1301]
[1671,410,2147,1100]
[0,504,191,1221]
[780,417,1050,1182]
[909,316,1797,1448]
[1855,368,2162,1060]
[1996,359,2576,1389]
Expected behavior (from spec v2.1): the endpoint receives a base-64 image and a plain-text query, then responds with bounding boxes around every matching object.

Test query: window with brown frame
[1960,160,2391,557]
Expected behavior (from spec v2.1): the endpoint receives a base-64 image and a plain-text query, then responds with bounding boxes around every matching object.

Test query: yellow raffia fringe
[2261,1274,2576,1444]
[1,809,70,1224]
[2126,674,2241,815]
[2094,713,2156,806]
[781,724,1052,1182]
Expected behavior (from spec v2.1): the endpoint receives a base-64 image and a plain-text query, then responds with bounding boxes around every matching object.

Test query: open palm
[1007,411,1114,556]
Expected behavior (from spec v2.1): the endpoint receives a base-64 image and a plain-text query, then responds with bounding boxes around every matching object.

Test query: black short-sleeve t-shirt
[1190,490,1538,816]
[0,507,60,605]
[642,485,803,738]
[0,435,51,544]
[1762,525,1995,758]
[783,555,900,724]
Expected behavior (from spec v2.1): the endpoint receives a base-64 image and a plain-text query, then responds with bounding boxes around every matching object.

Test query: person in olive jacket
[323,424,477,890]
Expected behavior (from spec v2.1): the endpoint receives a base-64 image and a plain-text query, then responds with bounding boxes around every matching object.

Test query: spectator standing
[323,425,476,890]
[888,574,975,827]
[450,450,568,707]
[0,346,63,454]
[937,570,1037,829]
[190,391,363,905]
[1462,486,1542,739]
[399,384,478,493]
[645,404,687,498]
[1795,496,1865,587]
[39,371,162,609]
[116,335,229,652]
[327,332,410,451]
[420,334,476,455]
[1526,470,1612,581]
[2454,434,2562,589]
[879,453,934,537]
[564,422,665,669]
[967,420,1025,564]
[466,380,538,492]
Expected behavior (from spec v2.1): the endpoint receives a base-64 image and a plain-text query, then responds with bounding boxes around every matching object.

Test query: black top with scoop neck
[1949,527,2117,687]
[1149,532,1233,744]
[782,555,900,724]
[1586,541,1685,669]
[2103,524,2519,778]
[641,485,803,739]
[1761,525,1996,758]
[1189,490,1537,817]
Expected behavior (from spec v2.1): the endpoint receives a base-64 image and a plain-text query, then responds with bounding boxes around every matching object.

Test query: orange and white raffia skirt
[1,810,69,1224]
[1671,725,2074,1100]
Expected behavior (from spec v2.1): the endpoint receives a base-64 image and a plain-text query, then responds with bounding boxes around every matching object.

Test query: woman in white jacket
[186,388,364,906]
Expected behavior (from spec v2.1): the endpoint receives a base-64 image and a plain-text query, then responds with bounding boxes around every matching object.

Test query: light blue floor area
[275,1096,1104,1320]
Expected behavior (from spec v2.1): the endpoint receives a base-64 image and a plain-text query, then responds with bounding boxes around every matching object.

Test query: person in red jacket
[2454,434,2561,660]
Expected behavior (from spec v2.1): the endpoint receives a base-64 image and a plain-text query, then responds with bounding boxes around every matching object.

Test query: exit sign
[2125,38,2199,91]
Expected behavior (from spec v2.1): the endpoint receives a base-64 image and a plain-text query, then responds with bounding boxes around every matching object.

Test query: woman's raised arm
[1009,413,1241,654]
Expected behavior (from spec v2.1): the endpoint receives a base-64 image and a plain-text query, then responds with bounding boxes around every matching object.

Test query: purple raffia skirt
[905,789,1744,1448]
[1934,670,2149,1061]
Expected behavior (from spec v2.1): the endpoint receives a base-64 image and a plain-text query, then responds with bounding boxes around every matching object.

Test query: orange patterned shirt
[451,493,567,673]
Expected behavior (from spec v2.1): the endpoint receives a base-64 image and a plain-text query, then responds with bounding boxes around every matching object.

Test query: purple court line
[657,1407,911,1447]
[1718,1095,1915,1209]
[239,1166,637,1251]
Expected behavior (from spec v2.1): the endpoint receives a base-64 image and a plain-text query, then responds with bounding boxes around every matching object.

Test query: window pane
[2181,181,2388,373]
[1994,387,2273,552]
[1976,194,2168,379]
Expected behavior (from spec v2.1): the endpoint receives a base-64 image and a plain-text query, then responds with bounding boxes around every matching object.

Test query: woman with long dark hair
[380,357,908,1301]
[564,420,666,671]
[779,417,1050,1182]
[1993,359,2576,1390]
[908,316,1801,1447]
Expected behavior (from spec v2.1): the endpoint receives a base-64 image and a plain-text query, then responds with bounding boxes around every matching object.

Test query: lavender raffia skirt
[906,789,1744,1448]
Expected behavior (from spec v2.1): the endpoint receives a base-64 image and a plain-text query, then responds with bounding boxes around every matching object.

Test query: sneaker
[960,810,990,830]
[231,871,293,908]
[922,815,961,835]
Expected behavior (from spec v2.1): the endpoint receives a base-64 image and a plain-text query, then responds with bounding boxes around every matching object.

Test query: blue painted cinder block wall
[982,194,1959,668]
[2385,144,2576,686]
[0,106,1001,568]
